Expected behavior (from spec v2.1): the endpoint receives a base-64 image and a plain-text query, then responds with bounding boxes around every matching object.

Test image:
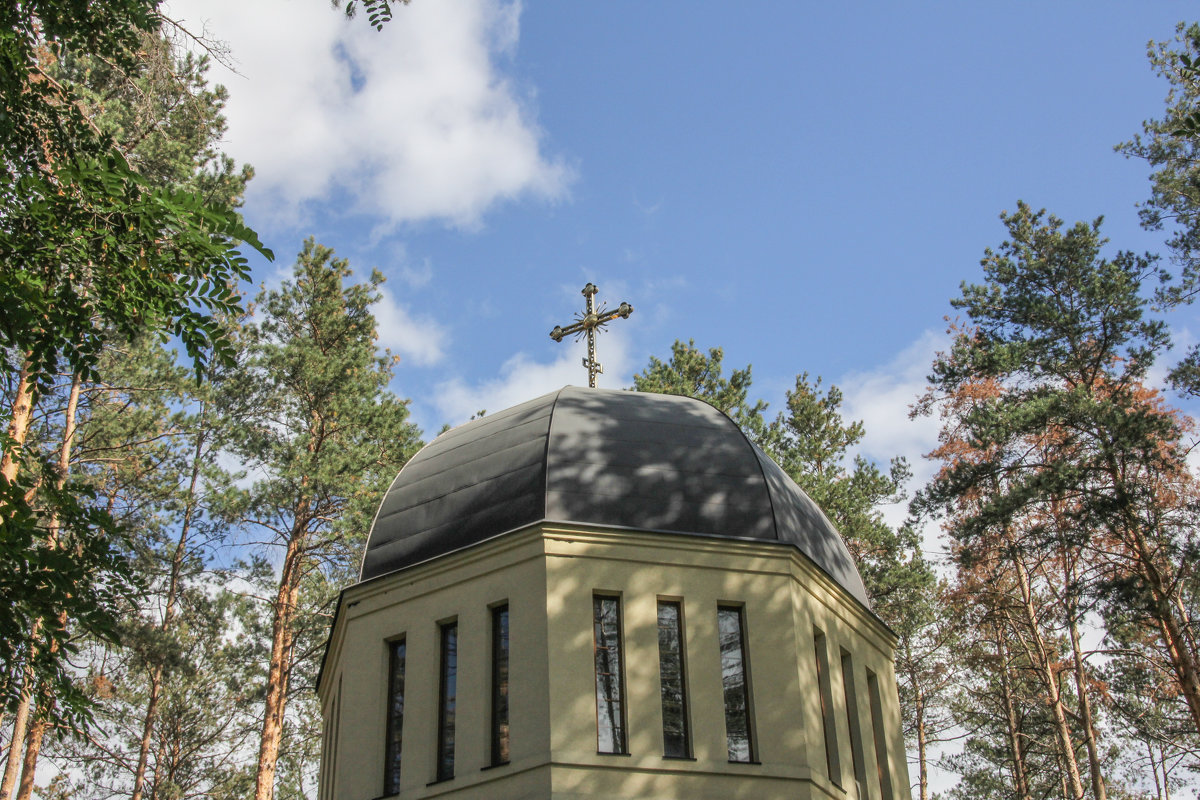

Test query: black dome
[360,387,868,606]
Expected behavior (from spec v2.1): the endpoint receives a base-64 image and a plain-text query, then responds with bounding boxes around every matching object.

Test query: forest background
[4,1,1200,798]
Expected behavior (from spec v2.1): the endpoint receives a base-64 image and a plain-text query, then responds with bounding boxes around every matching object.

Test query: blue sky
[166,0,1195,486]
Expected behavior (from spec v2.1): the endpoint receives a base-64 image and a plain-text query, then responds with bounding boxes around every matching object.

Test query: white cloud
[837,329,948,538]
[397,258,434,289]
[165,0,571,228]
[432,333,633,428]
[374,285,446,366]
[840,330,946,481]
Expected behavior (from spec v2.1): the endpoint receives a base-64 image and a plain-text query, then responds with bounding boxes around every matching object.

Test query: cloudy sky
[162,0,1197,515]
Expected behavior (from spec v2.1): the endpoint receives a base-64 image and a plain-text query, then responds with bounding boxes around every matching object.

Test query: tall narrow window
[657,600,691,758]
[436,622,458,782]
[491,604,510,766]
[384,640,405,795]
[718,605,754,763]
[867,670,895,799]
[593,594,626,754]
[814,629,841,784]
[841,650,867,794]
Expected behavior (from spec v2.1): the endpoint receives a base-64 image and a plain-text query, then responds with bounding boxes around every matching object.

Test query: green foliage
[0,441,140,731]
[218,240,421,797]
[1118,22,1200,393]
[0,0,157,172]
[918,202,1180,534]
[918,201,1200,794]
[339,0,410,31]
[223,239,421,556]
[0,0,267,747]
[54,30,253,209]
[0,0,271,393]
[0,156,270,395]
[766,373,923,620]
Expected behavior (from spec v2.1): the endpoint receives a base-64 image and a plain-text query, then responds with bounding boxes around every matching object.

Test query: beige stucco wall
[318,524,910,800]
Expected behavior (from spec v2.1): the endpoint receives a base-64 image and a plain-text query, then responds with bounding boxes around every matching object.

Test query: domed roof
[361,386,869,606]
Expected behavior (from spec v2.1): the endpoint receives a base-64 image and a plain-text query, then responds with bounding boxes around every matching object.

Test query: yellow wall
[319,524,910,800]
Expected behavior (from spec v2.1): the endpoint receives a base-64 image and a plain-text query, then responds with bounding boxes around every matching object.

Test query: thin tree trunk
[994,622,1032,800]
[13,717,46,800]
[1102,455,1200,733]
[1066,612,1104,800]
[1160,744,1171,800]
[1134,527,1200,732]
[0,360,35,484]
[1007,548,1086,800]
[133,672,163,800]
[13,372,82,800]
[253,508,309,800]
[0,687,33,800]
[915,682,928,800]
[3,372,79,800]
[1148,741,1163,800]
[132,409,208,800]
[1059,549,1105,800]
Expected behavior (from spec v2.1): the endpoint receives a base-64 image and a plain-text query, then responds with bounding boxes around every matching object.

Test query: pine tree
[917,202,1200,790]
[217,240,422,800]
[1118,22,1200,394]
[766,373,924,625]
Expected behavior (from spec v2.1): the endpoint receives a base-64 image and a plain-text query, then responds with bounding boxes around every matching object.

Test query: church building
[317,386,910,800]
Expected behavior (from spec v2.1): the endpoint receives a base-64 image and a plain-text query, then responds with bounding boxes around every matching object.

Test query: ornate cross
[549,283,634,388]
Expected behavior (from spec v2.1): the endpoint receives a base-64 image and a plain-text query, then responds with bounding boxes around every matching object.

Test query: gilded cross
[549,283,634,388]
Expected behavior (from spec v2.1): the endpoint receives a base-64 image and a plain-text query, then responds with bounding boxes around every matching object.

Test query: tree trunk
[1059,552,1105,800]
[994,622,1031,800]
[1009,552,1086,800]
[3,372,80,800]
[914,682,928,800]
[131,670,164,800]
[132,411,208,800]
[1102,454,1200,733]
[1160,744,1171,800]
[1148,742,1164,800]
[0,360,35,484]
[13,716,46,800]
[1133,526,1200,733]
[0,688,33,800]
[253,511,309,800]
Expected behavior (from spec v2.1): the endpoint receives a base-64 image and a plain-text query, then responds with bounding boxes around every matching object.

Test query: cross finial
[549,282,634,388]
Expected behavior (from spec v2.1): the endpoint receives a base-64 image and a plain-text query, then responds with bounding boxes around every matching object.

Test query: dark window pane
[657,601,690,758]
[718,606,753,762]
[814,629,840,783]
[437,622,457,781]
[384,639,406,795]
[492,605,510,765]
[842,650,867,792]
[593,595,626,753]
[867,670,894,799]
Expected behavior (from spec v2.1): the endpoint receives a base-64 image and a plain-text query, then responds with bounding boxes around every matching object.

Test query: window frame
[382,637,406,797]
[867,669,895,799]
[717,603,756,764]
[490,602,511,767]
[435,620,458,783]
[592,593,628,755]
[841,648,868,795]
[813,628,842,786]
[656,597,692,759]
